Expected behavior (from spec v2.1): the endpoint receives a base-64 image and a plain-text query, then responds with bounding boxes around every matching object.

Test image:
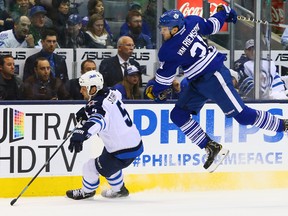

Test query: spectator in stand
[0,54,22,100]
[84,13,113,48]
[63,14,86,48]
[0,7,14,32]
[0,16,35,48]
[113,65,142,100]
[142,0,166,46]
[50,0,71,47]
[87,0,114,44]
[81,16,89,31]
[29,5,52,47]
[0,0,4,10]
[99,36,141,87]
[233,39,288,100]
[119,3,151,39]
[10,0,31,20]
[281,27,288,50]
[23,28,69,83]
[123,10,153,49]
[65,59,96,99]
[21,57,70,100]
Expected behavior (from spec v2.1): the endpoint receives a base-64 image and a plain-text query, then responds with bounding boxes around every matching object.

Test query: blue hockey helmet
[158,9,184,30]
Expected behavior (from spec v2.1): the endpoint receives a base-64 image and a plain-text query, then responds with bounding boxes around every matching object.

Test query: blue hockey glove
[76,107,88,125]
[68,128,90,153]
[145,85,172,103]
[217,4,237,24]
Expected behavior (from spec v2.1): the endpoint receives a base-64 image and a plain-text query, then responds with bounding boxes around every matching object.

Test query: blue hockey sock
[234,106,283,132]
[171,106,209,148]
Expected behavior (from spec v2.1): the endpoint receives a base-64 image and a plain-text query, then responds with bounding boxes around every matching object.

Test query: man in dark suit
[23,28,69,83]
[99,36,141,87]
[65,59,97,100]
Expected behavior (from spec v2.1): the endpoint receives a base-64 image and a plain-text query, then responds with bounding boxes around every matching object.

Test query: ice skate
[101,184,129,198]
[66,188,95,200]
[203,140,229,173]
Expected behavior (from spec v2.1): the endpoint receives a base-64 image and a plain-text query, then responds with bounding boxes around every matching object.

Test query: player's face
[80,86,96,100]
[160,26,172,41]
[80,86,89,100]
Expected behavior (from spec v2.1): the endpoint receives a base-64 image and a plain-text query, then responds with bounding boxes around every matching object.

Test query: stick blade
[10,199,17,206]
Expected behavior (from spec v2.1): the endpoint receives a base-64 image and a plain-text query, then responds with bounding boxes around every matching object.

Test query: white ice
[2,189,288,216]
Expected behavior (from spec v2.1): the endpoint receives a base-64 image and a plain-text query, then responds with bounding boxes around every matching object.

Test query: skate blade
[206,148,229,173]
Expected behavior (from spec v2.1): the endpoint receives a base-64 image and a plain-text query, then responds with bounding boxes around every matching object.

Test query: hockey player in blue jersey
[145,6,288,173]
[66,70,143,200]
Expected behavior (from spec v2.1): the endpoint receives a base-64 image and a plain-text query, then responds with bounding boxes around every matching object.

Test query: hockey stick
[237,16,288,29]
[10,122,80,206]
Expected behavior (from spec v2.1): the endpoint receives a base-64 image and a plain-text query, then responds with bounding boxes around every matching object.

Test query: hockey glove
[68,128,90,153]
[217,4,237,24]
[145,85,172,103]
[76,107,88,125]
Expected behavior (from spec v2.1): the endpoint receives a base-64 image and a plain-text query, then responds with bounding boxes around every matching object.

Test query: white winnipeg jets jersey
[243,59,287,98]
[84,88,142,153]
[0,29,28,48]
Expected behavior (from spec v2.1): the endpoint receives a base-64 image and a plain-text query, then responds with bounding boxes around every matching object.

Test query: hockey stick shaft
[237,16,288,29]
[10,123,79,206]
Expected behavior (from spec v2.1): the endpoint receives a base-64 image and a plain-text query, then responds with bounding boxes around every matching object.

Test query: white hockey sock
[82,158,100,193]
[106,170,123,192]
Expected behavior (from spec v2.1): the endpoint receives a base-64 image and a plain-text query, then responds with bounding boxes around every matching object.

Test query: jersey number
[116,101,132,127]
[190,37,207,58]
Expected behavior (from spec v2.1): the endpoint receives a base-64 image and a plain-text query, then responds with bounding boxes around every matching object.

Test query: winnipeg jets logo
[88,100,96,107]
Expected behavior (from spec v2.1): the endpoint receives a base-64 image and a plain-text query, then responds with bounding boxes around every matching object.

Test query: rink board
[1,171,288,197]
[1,102,288,197]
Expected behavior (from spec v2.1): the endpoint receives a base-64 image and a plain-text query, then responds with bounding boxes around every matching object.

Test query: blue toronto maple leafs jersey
[155,11,228,89]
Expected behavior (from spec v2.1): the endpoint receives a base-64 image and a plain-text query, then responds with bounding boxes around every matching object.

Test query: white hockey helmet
[79,70,104,97]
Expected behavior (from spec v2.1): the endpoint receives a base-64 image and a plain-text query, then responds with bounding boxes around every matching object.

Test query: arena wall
[1,101,288,197]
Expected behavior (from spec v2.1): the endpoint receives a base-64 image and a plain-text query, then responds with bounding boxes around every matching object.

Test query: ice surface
[2,189,288,216]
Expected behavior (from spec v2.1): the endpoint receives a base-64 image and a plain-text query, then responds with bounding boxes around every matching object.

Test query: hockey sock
[106,170,124,192]
[180,118,210,149]
[82,159,100,193]
[171,106,210,149]
[253,110,283,132]
[234,106,283,132]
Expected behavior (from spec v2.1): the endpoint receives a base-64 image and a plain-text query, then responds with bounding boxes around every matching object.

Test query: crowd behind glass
[0,0,287,101]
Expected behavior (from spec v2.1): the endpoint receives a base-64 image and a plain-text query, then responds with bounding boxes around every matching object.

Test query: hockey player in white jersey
[66,70,143,200]
[145,6,288,173]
